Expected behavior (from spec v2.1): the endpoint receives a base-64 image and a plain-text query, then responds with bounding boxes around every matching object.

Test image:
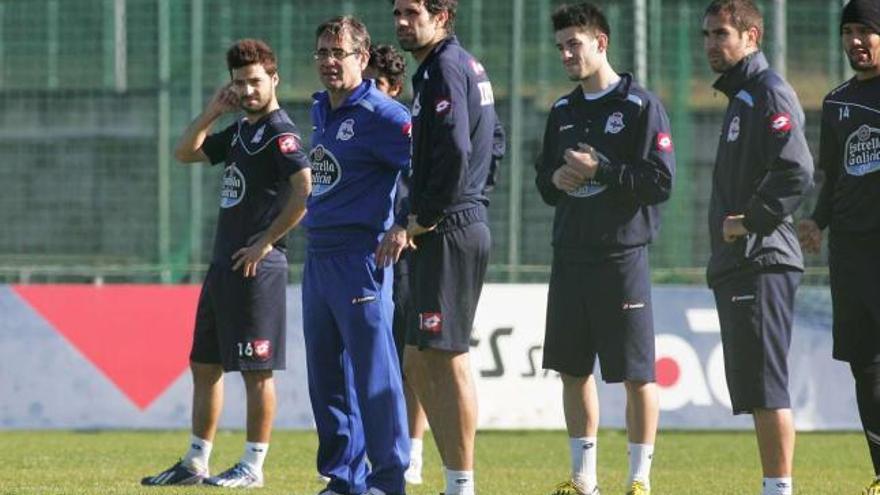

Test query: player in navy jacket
[535,4,674,495]
[301,17,411,495]
[703,2,813,495]
[392,1,497,494]
[798,2,880,492]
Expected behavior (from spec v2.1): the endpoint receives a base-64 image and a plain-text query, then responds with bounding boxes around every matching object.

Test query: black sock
[852,361,880,476]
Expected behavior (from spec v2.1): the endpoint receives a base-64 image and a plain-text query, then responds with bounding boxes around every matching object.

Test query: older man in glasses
[300,15,413,495]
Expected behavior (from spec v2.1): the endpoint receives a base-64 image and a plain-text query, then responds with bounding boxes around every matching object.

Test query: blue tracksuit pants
[302,250,409,495]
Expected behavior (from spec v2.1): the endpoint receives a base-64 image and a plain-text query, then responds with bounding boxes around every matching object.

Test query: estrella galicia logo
[567,180,608,198]
[220,164,246,208]
[844,124,880,176]
[309,144,342,196]
[566,147,609,198]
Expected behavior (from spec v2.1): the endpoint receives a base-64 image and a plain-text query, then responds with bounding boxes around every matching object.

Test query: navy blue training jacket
[409,36,497,227]
[535,74,675,258]
[707,51,813,287]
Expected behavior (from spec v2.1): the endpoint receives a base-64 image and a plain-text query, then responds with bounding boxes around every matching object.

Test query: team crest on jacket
[309,144,342,196]
[769,113,792,135]
[844,124,880,176]
[604,111,625,134]
[727,116,740,142]
[220,164,246,208]
[336,118,356,141]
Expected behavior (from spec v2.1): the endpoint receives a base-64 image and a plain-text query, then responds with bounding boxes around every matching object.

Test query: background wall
[0,284,858,430]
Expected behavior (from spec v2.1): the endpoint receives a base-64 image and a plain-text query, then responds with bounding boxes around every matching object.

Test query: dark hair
[390,0,458,33]
[551,2,611,38]
[315,15,371,53]
[368,44,407,88]
[226,39,277,75]
[704,0,764,43]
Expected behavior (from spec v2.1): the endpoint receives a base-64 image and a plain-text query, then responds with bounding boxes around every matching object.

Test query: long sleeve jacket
[535,74,675,259]
[707,51,813,287]
[409,36,497,228]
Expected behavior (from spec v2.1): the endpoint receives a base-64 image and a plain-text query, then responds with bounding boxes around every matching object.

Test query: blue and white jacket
[303,79,411,254]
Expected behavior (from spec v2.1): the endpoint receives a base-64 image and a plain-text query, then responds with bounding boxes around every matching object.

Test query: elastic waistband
[306,228,379,256]
[435,205,487,233]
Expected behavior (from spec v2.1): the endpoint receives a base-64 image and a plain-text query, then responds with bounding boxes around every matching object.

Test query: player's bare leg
[191,362,224,441]
[407,380,428,440]
[242,370,276,443]
[624,381,657,444]
[204,370,275,488]
[405,345,476,494]
[405,377,428,484]
[624,380,658,494]
[753,408,794,477]
[562,374,599,438]
[140,362,222,485]
[551,373,600,495]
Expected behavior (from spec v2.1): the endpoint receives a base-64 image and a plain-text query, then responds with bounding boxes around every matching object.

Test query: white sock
[627,443,654,488]
[241,442,269,472]
[445,469,474,495]
[569,437,598,491]
[410,437,424,464]
[762,477,792,495]
[182,435,212,471]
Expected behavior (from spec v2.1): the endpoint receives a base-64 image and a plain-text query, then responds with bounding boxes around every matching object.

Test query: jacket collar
[712,51,768,97]
[571,72,634,103]
[413,35,459,82]
[312,79,373,112]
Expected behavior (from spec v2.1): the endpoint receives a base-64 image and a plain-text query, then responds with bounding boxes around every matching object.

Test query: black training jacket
[707,51,813,287]
[409,35,497,227]
[535,73,675,259]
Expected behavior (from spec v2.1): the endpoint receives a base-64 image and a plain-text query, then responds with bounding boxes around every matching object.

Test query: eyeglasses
[313,48,360,61]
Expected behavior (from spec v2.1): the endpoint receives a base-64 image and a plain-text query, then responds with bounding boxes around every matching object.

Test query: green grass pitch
[0,429,870,494]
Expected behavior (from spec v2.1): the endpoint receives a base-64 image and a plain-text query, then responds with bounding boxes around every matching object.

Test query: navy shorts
[406,207,490,353]
[190,249,287,372]
[713,267,801,415]
[542,246,655,383]
[829,232,880,365]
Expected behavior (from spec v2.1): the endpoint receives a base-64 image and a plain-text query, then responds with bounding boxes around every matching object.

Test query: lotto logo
[435,98,451,115]
[278,135,298,154]
[237,340,272,361]
[769,113,792,134]
[419,312,442,333]
[656,132,673,152]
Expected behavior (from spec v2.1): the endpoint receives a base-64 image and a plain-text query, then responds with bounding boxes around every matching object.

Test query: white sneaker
[316,473,331,483]
[404,457,423,485]
[204,462,264,488]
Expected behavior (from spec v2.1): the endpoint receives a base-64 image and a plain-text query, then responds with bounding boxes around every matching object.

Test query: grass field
[0,429,870,494]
